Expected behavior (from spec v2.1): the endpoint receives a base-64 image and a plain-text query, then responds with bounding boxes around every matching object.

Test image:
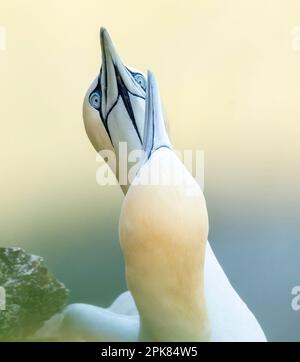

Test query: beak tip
[100,27,109,45]
[99,27,114,54]
[100,26,107,35]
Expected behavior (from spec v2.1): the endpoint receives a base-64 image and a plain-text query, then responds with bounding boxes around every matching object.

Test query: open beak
[99,27,144,116]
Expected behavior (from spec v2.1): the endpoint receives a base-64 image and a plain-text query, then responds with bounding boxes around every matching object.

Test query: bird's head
[83,27,147,158]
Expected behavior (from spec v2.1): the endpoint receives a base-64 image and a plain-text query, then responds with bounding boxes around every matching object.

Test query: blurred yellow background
[0,0,300,340]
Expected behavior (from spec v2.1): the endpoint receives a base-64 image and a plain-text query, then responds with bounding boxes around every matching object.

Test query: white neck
[136,286,210,341]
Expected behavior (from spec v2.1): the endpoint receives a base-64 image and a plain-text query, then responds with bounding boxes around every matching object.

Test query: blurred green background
[0,0,300,341]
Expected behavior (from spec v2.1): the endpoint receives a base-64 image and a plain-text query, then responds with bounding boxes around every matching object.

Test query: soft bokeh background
[0,0,299,341]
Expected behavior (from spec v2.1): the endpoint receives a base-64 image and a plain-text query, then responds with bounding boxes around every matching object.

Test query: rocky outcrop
[0,247,69,340]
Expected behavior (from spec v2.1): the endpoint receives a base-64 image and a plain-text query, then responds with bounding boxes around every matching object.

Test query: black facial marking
[126,68,147,92]
[102,45,108,102]
[89,65,146,146]
[89,75,113,142]
[114,66,142,144]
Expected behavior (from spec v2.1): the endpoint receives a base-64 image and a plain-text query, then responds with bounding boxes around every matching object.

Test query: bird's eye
[90,92,101,109]
[134,74,146,91]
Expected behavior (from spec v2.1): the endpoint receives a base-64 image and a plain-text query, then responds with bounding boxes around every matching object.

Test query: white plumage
[27,28,268,342]
[37,66,266,341]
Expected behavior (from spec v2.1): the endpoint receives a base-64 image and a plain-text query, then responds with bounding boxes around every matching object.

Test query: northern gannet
[45,71,266,342]
[83,27,147,192]
[50,27,267,341]
[45,71,209,342]
[119,71,210,341]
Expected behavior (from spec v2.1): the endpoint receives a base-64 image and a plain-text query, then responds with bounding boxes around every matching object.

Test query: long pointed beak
[100,27,123,82]
[100,28,144,115]
[143,71,172,158]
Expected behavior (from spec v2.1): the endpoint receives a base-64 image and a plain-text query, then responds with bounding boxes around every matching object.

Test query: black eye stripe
[89,70,145,146]
[126,68,146,90]
[126,68,143,77]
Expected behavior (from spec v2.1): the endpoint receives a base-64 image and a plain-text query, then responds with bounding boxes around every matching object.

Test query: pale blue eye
[134,74,146,90]
[90,92,101,109]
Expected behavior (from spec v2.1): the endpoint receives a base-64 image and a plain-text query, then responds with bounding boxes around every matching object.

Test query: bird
[119,72,266,341]
[39,71,210,341]
[35,291,139,342]
[41,71,266,341]
[118,70,211,341]
[83,27,148,192]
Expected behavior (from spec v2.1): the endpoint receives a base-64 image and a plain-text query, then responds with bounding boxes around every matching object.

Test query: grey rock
[0,247,69,340]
